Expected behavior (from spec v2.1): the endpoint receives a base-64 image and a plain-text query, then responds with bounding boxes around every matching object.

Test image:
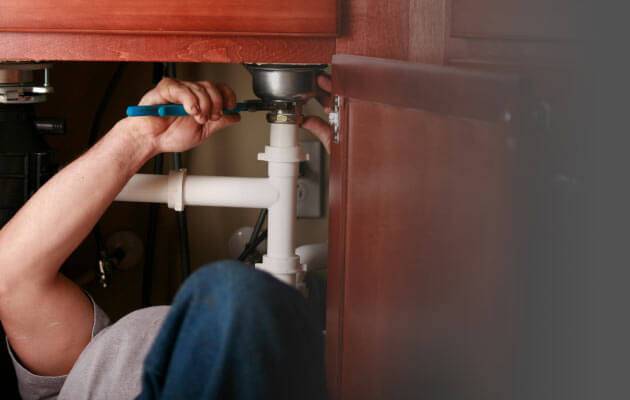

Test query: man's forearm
[0,78,238,376]
[0,118,154,289]
[0,119,155,375]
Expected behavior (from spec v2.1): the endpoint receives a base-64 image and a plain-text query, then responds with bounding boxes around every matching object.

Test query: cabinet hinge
[329,95,341,144]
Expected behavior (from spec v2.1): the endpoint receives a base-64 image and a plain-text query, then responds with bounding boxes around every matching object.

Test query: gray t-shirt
[8,299,169,400]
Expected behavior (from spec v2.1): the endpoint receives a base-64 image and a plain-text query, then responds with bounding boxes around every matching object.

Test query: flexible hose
[238,230,268,262]
[173,152,191,280]
[142,63,167,305]
[238,209,268,262]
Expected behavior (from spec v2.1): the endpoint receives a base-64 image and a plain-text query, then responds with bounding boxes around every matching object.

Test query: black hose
[250,209,268,246]
[238,229,268,262]
[142,63,167,306]
[166,62,191,281]
[88,63,127,147]
[142,154,163,306]
[237,209,267,262]
[172,152,191,279]
[167,63,177,78]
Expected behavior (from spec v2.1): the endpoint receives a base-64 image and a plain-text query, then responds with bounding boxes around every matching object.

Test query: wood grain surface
[451,0,573,40]
[0,32,335,63]
[336,0,448,64]
[333,54,523,123]
[325,93,349,399]
[327,54,527,400]
[0,0,338,36]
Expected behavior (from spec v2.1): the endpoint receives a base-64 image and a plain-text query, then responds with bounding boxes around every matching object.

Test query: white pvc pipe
[270,123,299,147]
[116,174,278,209]
[267,123,299,260]
[296,242,328,272]
[267,171,298,258]
[115,123,306,288]
[116,174,169,203]
[256,123,304,287]
[184,176,278,208]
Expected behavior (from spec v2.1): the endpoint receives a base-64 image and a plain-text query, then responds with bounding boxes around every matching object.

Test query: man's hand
[127,77,241,155]
[129,75,333,155]
[302,74,334,154]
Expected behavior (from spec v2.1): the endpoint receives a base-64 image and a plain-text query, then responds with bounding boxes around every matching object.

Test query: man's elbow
[0,234,27,307]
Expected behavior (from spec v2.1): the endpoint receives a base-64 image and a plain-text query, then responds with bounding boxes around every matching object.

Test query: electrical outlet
[297,141,324,218]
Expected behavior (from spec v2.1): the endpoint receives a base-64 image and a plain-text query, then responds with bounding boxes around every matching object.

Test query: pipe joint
[167,169,186,212]
[116,174,278,209]
[268,163,299,178]
[258,145,308,164]
[256,255,304,286]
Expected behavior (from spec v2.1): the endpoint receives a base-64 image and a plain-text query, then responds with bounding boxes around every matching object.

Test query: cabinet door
[0,0,337,36]
[327,54,532,399]
[451,0,572,40]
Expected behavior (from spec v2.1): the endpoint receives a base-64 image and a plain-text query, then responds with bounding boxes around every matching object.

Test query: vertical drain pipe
[256,119,307,287]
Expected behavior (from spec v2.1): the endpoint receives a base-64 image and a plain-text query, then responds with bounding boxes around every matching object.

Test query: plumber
[0,75,333,399]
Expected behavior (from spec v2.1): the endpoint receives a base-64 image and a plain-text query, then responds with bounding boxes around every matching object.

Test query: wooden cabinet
[451,0,572,40]
[326,1,572,399]
[0,0,338,63]
[1,0,338,36]
[327,53,531,400]
[0,1,573,398]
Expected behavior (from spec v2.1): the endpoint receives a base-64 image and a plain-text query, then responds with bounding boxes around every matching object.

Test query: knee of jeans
[192,260,259,286]
[187,260,274,292]
[183,260,291,304]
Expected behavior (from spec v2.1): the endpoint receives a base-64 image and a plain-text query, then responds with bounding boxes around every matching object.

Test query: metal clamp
[266,102,303,125]
[0,62,54,104]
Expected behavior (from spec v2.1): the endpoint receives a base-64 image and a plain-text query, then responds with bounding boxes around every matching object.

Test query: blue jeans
[137,261,326,400]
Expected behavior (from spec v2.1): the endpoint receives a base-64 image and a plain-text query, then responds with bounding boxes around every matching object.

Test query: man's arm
[0,78,238,376]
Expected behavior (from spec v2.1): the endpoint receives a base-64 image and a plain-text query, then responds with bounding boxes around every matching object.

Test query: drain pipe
[114,120,307,287]
[115,63,326,288]
[116,174,279,210]
[255,120,306,286]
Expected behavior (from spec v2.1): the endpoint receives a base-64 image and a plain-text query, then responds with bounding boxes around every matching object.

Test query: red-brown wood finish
[325,93,349,399]
[327,54,528,399]
[336,0,448,64]
[0,0,338,36]
[0,33,335,63]
[327,1,573,398]
[451,0,573,40]
[0,0,339,63]
[332,55,523,123]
